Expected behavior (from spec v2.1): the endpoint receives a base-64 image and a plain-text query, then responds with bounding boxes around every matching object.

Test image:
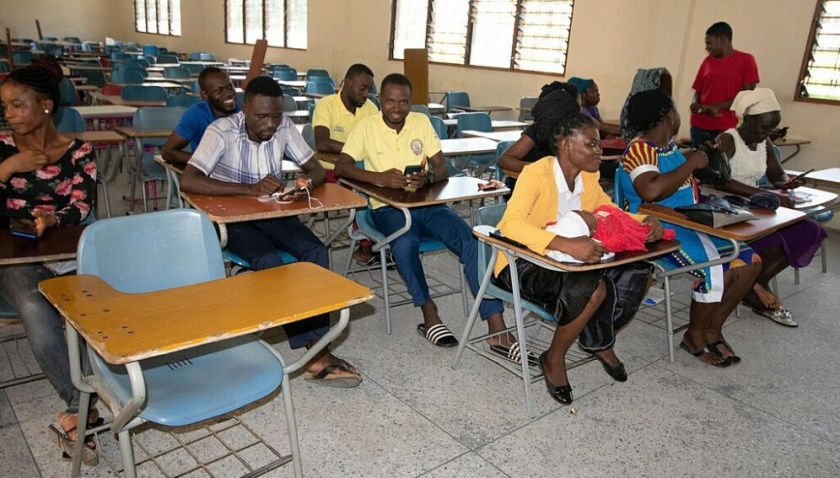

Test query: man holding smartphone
[180,77,362,387]
[335,74,517,356]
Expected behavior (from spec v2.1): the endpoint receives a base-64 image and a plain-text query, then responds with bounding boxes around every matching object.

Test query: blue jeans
[0,264,92,413]
[370,205,504,319]
[690,126,726,148]
[226,217,330,349]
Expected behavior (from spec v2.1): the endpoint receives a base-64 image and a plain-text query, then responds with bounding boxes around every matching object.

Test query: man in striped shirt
[181,76,362,388]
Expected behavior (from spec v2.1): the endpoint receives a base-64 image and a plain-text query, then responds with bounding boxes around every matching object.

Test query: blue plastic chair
[129,107,185,211]
[342,161,468,333]
[187,51,203,60]
[452,203,558,417]
[182,63,206,75]
[69,209,303,477]
[165,94,202,108]
[121,85,168,102]
[367,94,381,110]
[301,123,316,149]
[157,53,180,64]
[273,67,298,81]
[494,140,515,182]
[58,78,78,106]
[109,51,128,61]
[142,44,160,57]
[306,81,334,96]
[283,95,298,112]
[12,51,33,66]
[307,76,335,88]
[447,91,470,112]
[54,107,86,133]
[114,61,149,76]
[109,69,145,85]
[70,66,107,88]
[163,66,191,79]
[306,69,330,78]
[410,104,431,117]
[455,112,495,177]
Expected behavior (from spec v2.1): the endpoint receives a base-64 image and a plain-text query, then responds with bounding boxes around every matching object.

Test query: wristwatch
[426,169,436,185]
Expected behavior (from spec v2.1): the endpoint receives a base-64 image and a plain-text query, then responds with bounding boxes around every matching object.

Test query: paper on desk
[643,287,665,307]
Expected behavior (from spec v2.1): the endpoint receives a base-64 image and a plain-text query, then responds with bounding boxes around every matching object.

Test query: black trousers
[494,260,653,353]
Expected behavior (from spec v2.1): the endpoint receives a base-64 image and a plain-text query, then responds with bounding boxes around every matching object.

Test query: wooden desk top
[340,176,509,209]
[114,126,172,138]
[74,131,126,144]
[285,110,310,118]
[639,203,805,242]
[153,154,300,175]
[460,130,522,142]
[774,136,811,147]
[702,186,837,210]
[182,183,367,224]
[791,167,840,188]
[72,105,137,118]
[475,228,681,272]
[39,263,374,364]
[441,137,500,155]
[0,225,85,266]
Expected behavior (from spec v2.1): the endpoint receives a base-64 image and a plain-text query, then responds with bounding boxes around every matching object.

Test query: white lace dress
[725,127,767,186]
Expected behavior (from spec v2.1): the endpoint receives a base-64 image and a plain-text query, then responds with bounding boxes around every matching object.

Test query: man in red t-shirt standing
[689,22,760,147]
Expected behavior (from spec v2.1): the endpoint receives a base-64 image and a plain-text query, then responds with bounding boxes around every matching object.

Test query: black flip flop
[679,341,733,368]
[708,339,742,365]
[417,323,458,347]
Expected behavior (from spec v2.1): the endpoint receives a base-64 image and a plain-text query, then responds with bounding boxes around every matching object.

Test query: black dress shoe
[599,359,628,382]
[538,352,573,405]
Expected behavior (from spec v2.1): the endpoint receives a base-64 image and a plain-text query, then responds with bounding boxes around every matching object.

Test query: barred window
[797,0,840,103]
[390,0,574,75]
[135,0,181,36]
[226,0,308,49]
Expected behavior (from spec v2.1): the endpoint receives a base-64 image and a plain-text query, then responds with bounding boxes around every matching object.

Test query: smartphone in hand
[403,165,423,175]
[10,218,38,239]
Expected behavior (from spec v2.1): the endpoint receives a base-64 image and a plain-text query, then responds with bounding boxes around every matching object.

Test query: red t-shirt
[690,50,760,131]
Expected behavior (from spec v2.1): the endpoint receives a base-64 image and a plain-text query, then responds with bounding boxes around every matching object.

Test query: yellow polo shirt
[312,94,379,170]
[342,112,442,208]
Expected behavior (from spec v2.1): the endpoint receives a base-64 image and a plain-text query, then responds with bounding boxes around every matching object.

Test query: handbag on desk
[692,146,731,186]
[675,197,756,228]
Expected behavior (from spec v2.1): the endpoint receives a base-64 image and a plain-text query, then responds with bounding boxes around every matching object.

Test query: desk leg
[502,249,537,419]
[780,144,801,164]
[453,245,498,368]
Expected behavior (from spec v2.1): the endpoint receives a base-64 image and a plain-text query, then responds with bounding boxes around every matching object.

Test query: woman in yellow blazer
[495,107,664,405]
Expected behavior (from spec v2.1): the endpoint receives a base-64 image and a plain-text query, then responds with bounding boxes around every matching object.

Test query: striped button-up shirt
[189,111,313,184]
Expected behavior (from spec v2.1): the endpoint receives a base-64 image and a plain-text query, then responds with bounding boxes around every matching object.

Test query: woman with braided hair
[620,88,761,368]
[497,82,580,191]
[494,109,665,405]
[0,59,100,464]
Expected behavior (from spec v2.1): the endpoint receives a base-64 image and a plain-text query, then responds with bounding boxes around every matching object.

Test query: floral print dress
[0,133,97,225]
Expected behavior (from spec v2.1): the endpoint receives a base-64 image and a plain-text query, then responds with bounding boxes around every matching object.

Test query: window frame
[795,0,840,105]
[134,0,181,37]
[224,0,308,51]
[388,0,575,76]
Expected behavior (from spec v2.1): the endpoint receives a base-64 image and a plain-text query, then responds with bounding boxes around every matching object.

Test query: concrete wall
[4,0,838,185]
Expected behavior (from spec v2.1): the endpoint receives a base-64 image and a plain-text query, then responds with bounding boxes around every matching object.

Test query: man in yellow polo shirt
[335,74,525,362]
[313,63,379,263]
[312,63,378,177]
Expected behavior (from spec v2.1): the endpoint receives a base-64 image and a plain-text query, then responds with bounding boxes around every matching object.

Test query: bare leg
[684,261,761,363]
[542,280,607,386]
[742,246,788,310]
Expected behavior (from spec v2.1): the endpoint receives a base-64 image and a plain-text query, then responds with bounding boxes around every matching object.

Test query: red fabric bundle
[591,205,675,252]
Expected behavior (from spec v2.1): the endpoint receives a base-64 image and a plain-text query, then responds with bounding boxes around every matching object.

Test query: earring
[44,109,50,114]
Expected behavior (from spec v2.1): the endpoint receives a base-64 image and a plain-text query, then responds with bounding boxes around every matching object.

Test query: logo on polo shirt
[410,139,423,156]
[335,126,345,133]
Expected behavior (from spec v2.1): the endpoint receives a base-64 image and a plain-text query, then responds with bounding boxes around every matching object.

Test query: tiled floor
[2,158,840,477]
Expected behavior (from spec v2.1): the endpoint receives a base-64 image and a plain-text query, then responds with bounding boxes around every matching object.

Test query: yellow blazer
[494,156,646,276]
